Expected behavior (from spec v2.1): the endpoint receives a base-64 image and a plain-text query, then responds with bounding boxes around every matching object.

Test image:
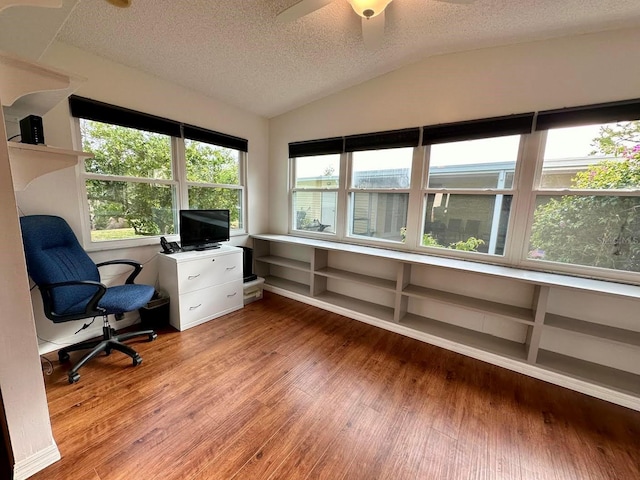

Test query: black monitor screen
[179,209,230,251]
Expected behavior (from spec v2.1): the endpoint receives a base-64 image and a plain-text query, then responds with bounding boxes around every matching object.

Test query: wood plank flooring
[32,292,640,480]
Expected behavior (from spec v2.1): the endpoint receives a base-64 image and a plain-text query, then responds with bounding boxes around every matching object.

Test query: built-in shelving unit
[0,50,89,190]
[253,233,640,411]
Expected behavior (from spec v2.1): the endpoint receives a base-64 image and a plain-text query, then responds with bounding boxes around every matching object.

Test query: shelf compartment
[255,255,311,272]
[0,50,85,120]
[314,291,395,323]
[399,313,528,361]
[537,350,640,397]
[545,313,640,348]
[8,142,92,190]
[402,284,534,325]
[314,266,396,292]
[263,276,310,296]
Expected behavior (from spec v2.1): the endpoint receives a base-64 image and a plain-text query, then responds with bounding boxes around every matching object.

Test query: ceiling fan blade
[362,11,385,49]
[277,0,335,22]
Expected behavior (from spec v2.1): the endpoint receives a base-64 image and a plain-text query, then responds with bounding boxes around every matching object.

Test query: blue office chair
[19,215,157,384]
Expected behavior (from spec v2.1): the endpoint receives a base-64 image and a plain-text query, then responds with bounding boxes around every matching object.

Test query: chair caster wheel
[149,332,158,341]
[68,373,80,384]
[133,355,142,366]
[59,352,70,363]
[105,348,112,356]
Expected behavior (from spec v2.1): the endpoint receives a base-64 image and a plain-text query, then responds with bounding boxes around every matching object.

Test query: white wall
[268,27,640,234]
[15,41,270,353]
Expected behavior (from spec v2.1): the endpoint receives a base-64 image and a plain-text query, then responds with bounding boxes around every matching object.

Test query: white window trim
[75,119,248,250]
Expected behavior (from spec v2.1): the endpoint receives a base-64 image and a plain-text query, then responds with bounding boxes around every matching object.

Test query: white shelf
[403,284,534,325]
[8,142,91,190]
[0,0,62,14]
[263,276,310,296]
[537,350,640,397]
[315,266,396,292]
[400,313,528,361]
[0,50,85,121]
[544,313,640,348]
[314,291,395,322]
[256,255,311,272]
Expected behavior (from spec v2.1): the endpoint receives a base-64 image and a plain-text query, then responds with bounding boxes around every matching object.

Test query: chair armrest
[96,259,143,284]
[40,280,107,322]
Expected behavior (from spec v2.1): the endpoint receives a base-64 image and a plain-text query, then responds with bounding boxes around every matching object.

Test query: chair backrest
[20,215,100,315]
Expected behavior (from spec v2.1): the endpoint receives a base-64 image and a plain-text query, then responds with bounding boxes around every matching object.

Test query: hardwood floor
[32,292,640,480]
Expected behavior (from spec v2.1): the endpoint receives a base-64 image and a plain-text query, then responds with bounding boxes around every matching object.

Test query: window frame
[287,102,640,284]
[74,117,247,251]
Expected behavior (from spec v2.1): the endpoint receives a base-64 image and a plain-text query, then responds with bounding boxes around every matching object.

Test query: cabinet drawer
[177,252,242,293]
[178,280,243,328]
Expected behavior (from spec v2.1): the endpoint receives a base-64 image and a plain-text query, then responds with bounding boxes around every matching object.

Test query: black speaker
[19,115,45,145]
[241,246,257,283]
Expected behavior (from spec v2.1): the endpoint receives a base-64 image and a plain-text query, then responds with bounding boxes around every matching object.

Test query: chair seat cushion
[99,284,155,314]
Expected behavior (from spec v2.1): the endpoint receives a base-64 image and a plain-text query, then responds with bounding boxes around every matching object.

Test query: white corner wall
[268,27,640,234]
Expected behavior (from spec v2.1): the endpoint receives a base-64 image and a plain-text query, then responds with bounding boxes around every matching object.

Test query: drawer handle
[227,292,237,298]
[226,266,236,271]
[188,274,201,280]
[189,304,202,310]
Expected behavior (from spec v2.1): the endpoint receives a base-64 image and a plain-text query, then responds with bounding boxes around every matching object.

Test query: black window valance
[535,99,640,131]
[422,113,534,145]
[69,96,248,151]
[183,124,248,152]
[69,96,181,137]
[289,137,344,157]
[345,127,420,152]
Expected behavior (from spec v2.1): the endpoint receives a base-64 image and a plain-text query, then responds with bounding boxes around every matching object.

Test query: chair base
[58,324,157,384]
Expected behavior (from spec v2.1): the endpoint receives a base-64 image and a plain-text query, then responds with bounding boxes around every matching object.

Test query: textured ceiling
[5,0,640,118]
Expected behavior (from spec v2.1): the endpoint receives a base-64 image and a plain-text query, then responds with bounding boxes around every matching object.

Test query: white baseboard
[13,442,60,480]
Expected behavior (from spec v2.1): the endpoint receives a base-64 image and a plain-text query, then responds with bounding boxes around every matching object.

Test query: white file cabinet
[157,246,243,331]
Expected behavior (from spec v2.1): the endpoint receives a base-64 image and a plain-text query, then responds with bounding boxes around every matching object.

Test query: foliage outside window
[81,119,245,242]
[185,139,243,230]
[528,122,640,272]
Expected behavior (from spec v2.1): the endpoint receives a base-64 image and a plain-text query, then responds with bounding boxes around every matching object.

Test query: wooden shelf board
[263,276,310,296]
[314,266,396,292]
[537,350,640,397]
[256,255,311,272]
[545,314,640,348]
[314,291,395,323]
[403,284,534,325]
[399,313,528,361]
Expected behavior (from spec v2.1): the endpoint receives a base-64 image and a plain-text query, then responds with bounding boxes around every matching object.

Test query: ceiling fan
[277,0,475,48]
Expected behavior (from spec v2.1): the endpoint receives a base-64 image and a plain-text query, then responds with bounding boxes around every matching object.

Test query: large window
[287,103,640,283]
[422,135,520,255]
[71,96,248,245]
[81,120,176,241]
[528,122,640,273]
[349,148,412,242]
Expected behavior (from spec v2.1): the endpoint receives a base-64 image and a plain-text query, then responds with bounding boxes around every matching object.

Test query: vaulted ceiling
[2,0,640,118]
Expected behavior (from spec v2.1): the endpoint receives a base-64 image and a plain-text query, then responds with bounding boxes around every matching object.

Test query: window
[292,154,339,234]
[528,121,640,273]
[288,103,640,283]
[349,148,412,242]
[185,138,244,230]
[71,96,248,245]
[422,135,520,254]
[81,120,176,241]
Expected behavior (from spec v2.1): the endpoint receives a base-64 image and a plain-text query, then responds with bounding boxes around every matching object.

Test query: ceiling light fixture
[106,0,131,7]
[347,0,393,19]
